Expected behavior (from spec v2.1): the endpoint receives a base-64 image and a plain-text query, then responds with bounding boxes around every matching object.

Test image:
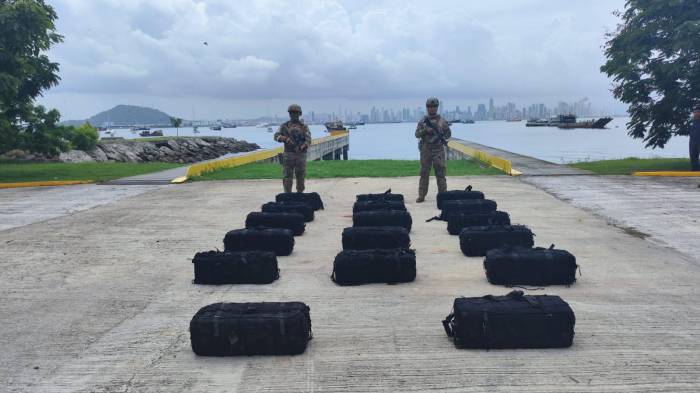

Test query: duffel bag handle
[549,244,555,250]
[384,189,392,194]
[442,313,455,337]
[425,216,442,223]
[465,185,473,191]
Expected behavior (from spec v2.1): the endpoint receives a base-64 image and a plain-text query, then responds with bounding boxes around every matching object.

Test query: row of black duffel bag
[432,186,577,349]
[428,185,579,286]
[192,192,324,285]
[190,192,324,356]
[333,190,416,286]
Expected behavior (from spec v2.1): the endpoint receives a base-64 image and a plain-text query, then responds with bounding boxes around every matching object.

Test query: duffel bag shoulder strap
[466,185,473,191]
[442,312,455,337]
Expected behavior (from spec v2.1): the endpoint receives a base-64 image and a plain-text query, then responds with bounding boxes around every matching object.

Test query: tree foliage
[170,117,183,128]
[0,0,64,155]
[20,105,73,155]
[71,123,99,151]
[601,0,700,148]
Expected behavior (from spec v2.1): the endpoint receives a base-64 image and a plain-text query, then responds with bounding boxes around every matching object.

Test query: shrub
[71,123,99,151]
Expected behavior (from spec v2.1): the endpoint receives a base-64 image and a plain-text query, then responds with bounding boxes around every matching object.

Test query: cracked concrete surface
[524,175,700,264]
[1,177,699,392]
[0,184,163,231]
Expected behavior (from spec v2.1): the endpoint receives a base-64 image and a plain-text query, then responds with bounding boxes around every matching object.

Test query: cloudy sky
[39,0,627,120]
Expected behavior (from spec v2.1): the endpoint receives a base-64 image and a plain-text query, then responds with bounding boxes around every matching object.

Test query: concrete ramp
[2,177,699,392]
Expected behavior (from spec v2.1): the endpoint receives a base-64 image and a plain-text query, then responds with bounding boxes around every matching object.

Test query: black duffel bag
[190,302,312,356]
[353,200,406,213]
[484,245,578,286]
[356,189,405,203]
[224,228,294,256]
[436,185,485,209]
[342,226,411,250]
[192,250,279,285]
[439,199,497,220]
[245,212,305,236]
[459,225,534,257]
[353,210,413,232]
[262,201,314,222]
[442,290,575,349]
[440,211,511,235]
[332,248,416,285]
[275,192,324,211]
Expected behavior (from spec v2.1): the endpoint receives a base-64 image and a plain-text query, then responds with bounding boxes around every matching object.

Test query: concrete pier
[447,138,591,176]
[178,132,349,182]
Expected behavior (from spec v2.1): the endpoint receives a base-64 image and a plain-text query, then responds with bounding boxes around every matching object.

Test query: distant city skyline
[301,97,602,124]
[68,96,623,125]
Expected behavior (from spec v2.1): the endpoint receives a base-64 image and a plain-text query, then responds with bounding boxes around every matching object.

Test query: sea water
[110,117,689,163]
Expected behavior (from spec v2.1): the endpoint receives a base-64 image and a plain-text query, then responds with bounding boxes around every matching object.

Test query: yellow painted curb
[447,140,520,176]
[633,171,700,177]
[170,176,189,184]
[0,180,92,189]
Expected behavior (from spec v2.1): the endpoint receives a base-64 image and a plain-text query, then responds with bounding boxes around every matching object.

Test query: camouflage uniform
[415,114,451,198]
[274,119,312,192]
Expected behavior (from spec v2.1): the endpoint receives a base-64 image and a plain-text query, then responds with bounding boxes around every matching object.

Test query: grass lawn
[0,161,182,183]
[192,159,503,181]
[570,157,692,175]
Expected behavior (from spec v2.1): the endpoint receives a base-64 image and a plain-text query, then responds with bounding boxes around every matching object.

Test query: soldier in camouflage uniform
[274,104,312,193]
[415,97,451,203]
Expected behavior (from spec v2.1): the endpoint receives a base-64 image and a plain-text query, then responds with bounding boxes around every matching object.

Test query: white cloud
[42,0,626,117]
[221,56,279,83]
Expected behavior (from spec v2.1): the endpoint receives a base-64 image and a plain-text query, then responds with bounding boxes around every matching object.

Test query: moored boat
[139,129,164,137]
[324,120,347,133]
[526,114,612,129]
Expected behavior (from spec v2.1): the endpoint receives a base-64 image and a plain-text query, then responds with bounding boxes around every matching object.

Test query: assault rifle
[424,117,448,146]
[290,132,309,153]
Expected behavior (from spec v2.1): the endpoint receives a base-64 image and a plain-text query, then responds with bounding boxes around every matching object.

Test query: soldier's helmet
[426,97,440,107]
[288,104,302,113]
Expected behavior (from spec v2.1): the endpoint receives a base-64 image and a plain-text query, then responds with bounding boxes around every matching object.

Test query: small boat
[324,120,347,132]
[267,127,273,132]
[464,119,475,124]
[210,125,222,131]
[193,126,200,134]
[506,118,522,122]
[139,130,164,137]
[132,126,151,131]
[222,123,237,128]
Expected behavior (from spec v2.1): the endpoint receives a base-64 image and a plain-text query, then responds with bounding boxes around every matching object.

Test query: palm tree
[170,117,183,137]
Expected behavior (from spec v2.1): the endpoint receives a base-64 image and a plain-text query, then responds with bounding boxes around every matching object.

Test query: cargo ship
[526,114,613,129]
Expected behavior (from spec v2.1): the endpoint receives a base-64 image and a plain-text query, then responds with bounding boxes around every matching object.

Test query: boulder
[70,137,259,163]
[59,150,96,163]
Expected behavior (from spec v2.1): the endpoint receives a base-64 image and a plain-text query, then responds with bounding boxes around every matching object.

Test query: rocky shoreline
[4,137,260,164]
